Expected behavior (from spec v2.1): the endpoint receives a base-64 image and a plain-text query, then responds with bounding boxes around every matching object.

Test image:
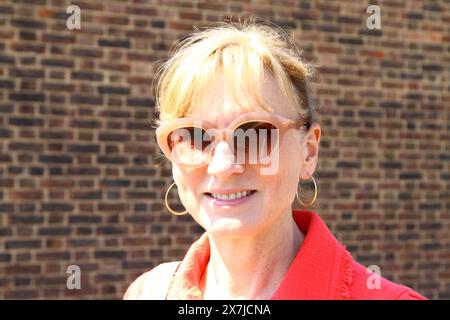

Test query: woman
[124,19,426,300]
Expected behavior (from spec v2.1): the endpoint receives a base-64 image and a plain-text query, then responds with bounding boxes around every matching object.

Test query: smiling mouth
[204,190,257,201]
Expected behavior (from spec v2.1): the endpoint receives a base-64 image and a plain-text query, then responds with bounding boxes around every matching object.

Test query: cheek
[172,165,205,204]
[263,133,303,198]
[261,166,294,197]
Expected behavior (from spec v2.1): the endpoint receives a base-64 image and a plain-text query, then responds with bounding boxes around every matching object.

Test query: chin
[202,215,261,238]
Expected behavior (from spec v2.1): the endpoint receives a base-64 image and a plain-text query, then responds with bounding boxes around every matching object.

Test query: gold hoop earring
[296,175,318,208]
[165,182,188,215]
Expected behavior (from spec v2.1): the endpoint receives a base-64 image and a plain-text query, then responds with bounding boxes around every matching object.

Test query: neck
[201,208,304,300]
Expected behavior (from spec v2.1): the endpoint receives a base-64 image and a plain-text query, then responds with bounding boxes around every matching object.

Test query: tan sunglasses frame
[156,111,304,168]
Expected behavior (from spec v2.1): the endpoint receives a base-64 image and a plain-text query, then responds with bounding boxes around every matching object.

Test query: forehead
[186,69,298,128]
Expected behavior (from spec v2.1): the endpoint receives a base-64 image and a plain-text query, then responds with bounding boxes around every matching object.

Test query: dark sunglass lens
[168,127,210,151]
[233,121,278,163]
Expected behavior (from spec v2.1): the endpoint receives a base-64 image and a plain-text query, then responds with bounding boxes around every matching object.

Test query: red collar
[167,210,354,300]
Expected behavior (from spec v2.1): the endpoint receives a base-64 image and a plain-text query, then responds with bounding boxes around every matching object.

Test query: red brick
[0,0,447,301]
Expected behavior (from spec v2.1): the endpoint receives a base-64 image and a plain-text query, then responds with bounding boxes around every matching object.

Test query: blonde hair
[154,17,319,131]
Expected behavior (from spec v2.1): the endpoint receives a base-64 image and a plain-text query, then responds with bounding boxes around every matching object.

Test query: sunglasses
[156,111,304,168]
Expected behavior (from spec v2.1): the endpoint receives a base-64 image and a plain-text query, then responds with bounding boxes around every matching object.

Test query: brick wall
[0,0,449,299]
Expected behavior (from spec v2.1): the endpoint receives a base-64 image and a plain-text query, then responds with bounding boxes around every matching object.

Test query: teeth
[210,191,252,200]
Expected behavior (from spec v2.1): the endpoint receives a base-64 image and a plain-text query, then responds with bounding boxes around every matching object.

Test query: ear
[300,123,321,180]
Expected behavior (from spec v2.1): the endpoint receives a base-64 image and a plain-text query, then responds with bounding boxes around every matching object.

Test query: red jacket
[124,209,427,300]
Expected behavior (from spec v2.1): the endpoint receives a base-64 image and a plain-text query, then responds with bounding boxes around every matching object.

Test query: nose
[207,141,244,179]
